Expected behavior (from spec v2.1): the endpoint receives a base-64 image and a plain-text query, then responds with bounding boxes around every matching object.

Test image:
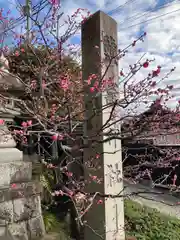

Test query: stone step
[0,161,32,187]
[0,137,16,148]
[0,148,23,162]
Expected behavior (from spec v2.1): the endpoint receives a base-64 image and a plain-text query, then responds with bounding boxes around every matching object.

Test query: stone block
[28,216,45,239]
[0,181,42,203]
[0,148,22,163]
[0,125,16,149]
[13,196,41,222]
[10,161,32,183]
[10,182,42,201]
[0,161,32,187]
[0,201,13,225]
[0,226,6,237]
[0,163,10,187]
[7,222,28,240]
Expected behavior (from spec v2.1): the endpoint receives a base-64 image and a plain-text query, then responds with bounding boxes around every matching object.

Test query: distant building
[122,102,180,188]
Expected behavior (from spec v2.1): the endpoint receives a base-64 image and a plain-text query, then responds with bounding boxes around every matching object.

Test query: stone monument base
[0,181,45,240]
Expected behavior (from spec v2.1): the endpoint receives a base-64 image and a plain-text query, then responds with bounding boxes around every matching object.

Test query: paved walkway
[124,181,180,219]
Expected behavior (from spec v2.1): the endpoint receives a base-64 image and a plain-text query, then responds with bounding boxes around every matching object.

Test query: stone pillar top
[0,53,9,71]
[0,104,22,161]
[0,53,24,90]
[0,54,23,160]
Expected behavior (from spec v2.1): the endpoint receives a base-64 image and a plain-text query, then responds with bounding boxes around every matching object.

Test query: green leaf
[40,174,52,194]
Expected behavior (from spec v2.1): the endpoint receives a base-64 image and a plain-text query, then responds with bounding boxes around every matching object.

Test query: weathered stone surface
[10,162,32,183]
[0,125,16,149]
[7,222,28,240]
[82,11,125,240]
[0,53,24,90]
[13,196,41,222]
[0,161,32,187]
[0,148,22,163]
[28,216,45,239]
[0,163,11,187]
[0,68,45,240]
[10,182,42,202]
[0,201,13,225]
[0,191,44,239]
[0,226,6,237]
[0,181,42,203]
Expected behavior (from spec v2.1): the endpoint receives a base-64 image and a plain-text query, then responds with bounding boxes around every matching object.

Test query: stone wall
[0,109,45,240]
[0,181,45,240]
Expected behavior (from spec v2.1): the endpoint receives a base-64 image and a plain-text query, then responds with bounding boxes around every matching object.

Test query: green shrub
[43,211,71,239]
[125,200,180,240]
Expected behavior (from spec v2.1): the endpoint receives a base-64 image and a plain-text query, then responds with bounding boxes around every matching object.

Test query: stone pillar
[82,11,125,240]
[0,106,45,240]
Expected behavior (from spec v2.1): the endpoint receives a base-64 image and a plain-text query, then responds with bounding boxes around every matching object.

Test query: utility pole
[23,0,31,43]
[56,12,64,60]
[26,0,31,43]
